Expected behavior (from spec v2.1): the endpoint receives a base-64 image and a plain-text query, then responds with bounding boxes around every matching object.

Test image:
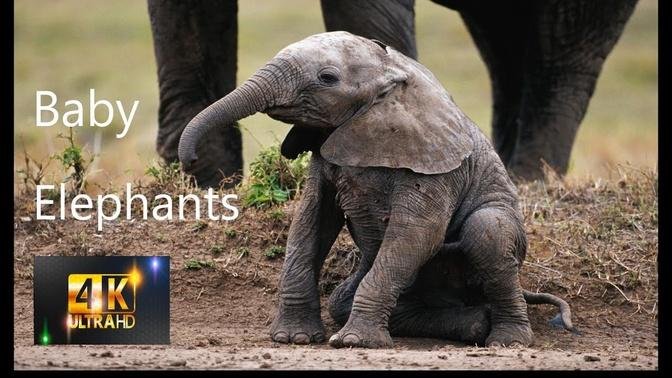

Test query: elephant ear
[281,125,330,159]
[320,48,475,174]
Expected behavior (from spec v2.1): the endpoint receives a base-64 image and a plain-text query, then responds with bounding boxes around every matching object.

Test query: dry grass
[519,165,658,318]
[14,151,658,318]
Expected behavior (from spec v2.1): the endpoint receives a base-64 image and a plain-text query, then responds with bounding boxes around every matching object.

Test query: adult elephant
[147,0,637,186]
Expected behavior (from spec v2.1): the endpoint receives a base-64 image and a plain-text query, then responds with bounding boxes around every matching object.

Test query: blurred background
[14,0,658,191]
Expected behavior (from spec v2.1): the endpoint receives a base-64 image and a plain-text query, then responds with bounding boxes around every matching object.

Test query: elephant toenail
[342,333,361,345]
[292,333,310,344]
[328,334,342,347]
[273,332,289,343]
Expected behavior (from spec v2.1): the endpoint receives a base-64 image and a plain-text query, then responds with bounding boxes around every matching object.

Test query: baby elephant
[178,31,576,348]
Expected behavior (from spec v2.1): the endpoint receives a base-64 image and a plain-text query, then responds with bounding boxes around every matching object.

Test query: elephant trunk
[178,56,300,169]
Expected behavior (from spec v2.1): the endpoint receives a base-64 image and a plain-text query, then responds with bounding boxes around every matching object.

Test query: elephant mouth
[265,97,372,130]
[265,105,301,124]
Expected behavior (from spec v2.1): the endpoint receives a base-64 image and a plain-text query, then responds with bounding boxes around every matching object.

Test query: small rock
[99,351,114,358]
[260,362,272,369]
[47,361,54,366]
[20,216,31,222]
[89,352,98,357]
[584,355,601,362]
[262,352,272,360]
[169,360,187,367]
[437,355,447,360]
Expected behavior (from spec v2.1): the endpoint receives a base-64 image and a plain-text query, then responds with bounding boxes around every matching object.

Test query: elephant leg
[388,295,490,345]
[147,0,242,188]
[328,219,381,326]
[328,269,364,326]
[270,156,345,345]
[328,202,451,348]
[510,0,638,180]
[320,0,418,59]
[458,207,532,346]
[435,0,637,180]
[457,2,530,167]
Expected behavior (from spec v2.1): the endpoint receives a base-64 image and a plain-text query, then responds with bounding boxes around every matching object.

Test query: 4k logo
[67,273,139,329]
[34,256,170,344]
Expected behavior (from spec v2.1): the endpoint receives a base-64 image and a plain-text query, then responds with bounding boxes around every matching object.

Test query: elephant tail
[523,289,581,335]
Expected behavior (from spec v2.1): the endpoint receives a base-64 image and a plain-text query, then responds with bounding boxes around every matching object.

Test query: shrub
[239,145,310,208]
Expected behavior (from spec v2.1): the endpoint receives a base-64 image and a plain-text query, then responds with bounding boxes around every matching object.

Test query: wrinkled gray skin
[150,0,637,186]
[178,32,576,348]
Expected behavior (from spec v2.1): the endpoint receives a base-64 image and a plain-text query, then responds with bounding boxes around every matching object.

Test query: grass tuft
[238,145,310,208]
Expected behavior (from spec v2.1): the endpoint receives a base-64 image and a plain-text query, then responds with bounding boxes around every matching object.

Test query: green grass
[14,0,657,187]
[239,145,310,208]
[184,259,214,270]
[264,246,285,260]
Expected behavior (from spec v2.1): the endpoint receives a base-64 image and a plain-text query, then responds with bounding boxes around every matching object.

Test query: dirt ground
[13,169,658,370]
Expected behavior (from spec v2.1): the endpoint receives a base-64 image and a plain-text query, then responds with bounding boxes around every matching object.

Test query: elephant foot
[453,307,491,345]
[269,306,326,345]
[328,318,393,349]
[485,322,533,347]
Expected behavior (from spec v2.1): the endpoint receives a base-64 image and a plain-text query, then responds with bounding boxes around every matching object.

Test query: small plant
[264,245,285,259]
[269,209,285,221]
[185,259,215,270]
[16,137,53,195]
[190,220,208,232]
[239,145,310,208]
[210,244,224,256]
[145,160,195,194]
[54,129,95,196]
[145,161,181,184]
[236,247,250,259]
[224,228,237,239]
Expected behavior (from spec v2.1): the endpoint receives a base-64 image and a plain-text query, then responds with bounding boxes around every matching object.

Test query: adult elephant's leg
[433,1,529,167]
[320,0,417,59]
[511,0,638,180]
[147,0,242,188]
[460,4,529,167]
[459,207,532,346]
[271,156,345,345]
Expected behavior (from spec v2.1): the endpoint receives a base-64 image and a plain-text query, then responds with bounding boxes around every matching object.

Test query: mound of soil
[13,168,658,370]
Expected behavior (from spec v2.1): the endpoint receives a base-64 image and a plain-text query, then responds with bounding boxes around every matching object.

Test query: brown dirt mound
[13,167,657,370]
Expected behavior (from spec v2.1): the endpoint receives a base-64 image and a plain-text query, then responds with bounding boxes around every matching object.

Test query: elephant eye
[318,72,339,85]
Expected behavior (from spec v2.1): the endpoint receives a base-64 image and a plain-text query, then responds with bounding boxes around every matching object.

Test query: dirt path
[13,172,658,370]
[13,267,658,370]
[13,344,656,370]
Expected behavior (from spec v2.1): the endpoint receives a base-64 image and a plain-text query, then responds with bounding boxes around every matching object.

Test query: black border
[6,0,666,375]
[6,0,15,375]
[657,0,668,373]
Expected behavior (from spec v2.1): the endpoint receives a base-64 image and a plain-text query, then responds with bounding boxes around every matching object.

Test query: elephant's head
[178,31,474,176]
